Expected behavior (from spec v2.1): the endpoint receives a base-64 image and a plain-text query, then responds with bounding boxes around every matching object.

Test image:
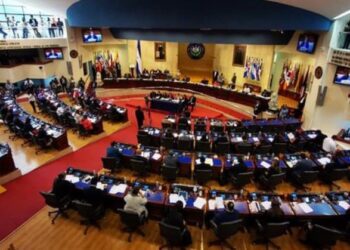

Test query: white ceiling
[12,0,350,20]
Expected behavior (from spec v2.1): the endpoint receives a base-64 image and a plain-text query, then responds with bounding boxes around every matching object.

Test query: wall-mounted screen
[334,66,350,86]
[82,29,103,43]
[44,48,63,59]
[296,33,318,54]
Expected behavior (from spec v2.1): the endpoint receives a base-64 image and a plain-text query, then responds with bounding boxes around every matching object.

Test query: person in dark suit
[215,132,228,143]
[163,153,178,168]
[253,100,263,119]
[163,200,192,246]
[195,156,211,171]
[189,94,196,111]
[200,132,209,142]
[265,197,285,223]
[212,201,240,225]
[164,128,174,138]
[83,176,105,209]
[291,153,314,186]
[258,158,281,186]
[52,173,74,200]
[106,141,121,160]
[37,125,53,147]
[135,106,145,129]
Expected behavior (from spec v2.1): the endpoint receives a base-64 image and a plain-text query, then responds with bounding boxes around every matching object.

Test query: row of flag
[243,57,263,81]
[94,50,120,72]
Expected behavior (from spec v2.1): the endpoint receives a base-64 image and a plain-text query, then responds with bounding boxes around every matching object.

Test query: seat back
[300,171,319,184]
[196,140,211,152]
[255,145,272,154]
[178,123,190,131]
[216,219,243,239]
[40,191,60,208]
[159,221,183,246]
[265,221,290,239]
[73,200,95,218]
[215,142,230,155]
[328,168,349,181]
[234,171,253,187]
[269,172,286,187]
[130,158,147,175]
[118,209,141,228]
[195,169,212,185]
[162,165,177,181]
[228,126,246,133]
[271,143,287,154]
[236,143,253,154]
[137,134,151,146]
[308,224,341,247]
[178,139,193,151]
[101,157,119,172]
[210,125,224,133]
[161,137,175,149]
[194,124,206,133]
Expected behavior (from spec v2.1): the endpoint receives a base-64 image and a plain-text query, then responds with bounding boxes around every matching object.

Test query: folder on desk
[318,157,331,165]
[205,158,214,166]
[208,199,216,210]
[298,202,313,213]
[339,201,350,210]
[261,201,271,210]
[193,197,206,209]
[261,161,271,169]
[236,137,243,142]
[152,153,161,160]
[215,197,225,209]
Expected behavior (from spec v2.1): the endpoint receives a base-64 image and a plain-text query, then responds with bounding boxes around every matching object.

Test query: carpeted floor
[0,98,249,241]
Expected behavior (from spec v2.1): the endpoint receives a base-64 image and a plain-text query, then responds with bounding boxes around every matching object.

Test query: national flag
[136,40,143,77]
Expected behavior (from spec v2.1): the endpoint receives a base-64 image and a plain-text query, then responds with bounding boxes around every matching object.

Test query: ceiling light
[334,10,350,20]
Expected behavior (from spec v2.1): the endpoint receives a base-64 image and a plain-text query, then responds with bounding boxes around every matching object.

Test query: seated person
[322,135,338,154]
[195,156,211,171]
[163,200,192,246]
[178,115,189,125]
[52,173,74,200]
[258,157,281,186]
[272,133,284,144]
[291,153,314,185]
[212,201,240,225]
[164,128,174,138]
[106,141,121,160]
[83,176,106,213]
[265,197,285,223]
[268,93,279,112]
[278,105,289,119]
[200,132,209,142]
[56,105,65,117]
[124,186,148,221]
[80,115,93,132]
[74,111,83,124]
[215,132,228,143]
[37,125,53,147]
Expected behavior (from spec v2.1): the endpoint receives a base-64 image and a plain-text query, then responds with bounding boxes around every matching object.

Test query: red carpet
[0,96,249,240]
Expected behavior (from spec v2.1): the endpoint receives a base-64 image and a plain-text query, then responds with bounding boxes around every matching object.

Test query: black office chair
[195,169,212,186]
[194,124,206,133]
[287,141,306,153]
[196,140,211,152]
[235,143,253,154]
[161,137,175,150]
[73,200,104,235]
[209,219,243,249]
[78,124,89,138]
[255,144,272,154]
[101,157,121,173]
[178,123,190,131]
[303,224,342,249]
[210,125,224,133]
[161,165,178,182]
[229,126,246,133]
[159,221,186,249]
[271,143,287,154]
[231,171,254,191]
[294,170,319,192]
[259,172,286,191]
[253,220,290,250]
[249,125,261,133]
[321,167,349,190]
[137,134,152,146]
[118,209,145,242]
[40,191,70,224]
[178,139,193,151]
[130,158,149,177]
[215,142,230,155]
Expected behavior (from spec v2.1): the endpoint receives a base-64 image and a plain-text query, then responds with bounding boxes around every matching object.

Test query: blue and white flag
[136,40,143,77]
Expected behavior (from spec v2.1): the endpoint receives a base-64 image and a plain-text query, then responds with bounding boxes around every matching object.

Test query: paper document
[65,174,74,182]
[193,197,206,209]
[96,182,105,190]
[253,137,259,142]
[298,202,313,213]
[261,161,271,169]
[236,137,243,142]
[287,133,295,141]
[205,158,214,166]
[215,197,225,209]
[208,199,216,210]
[261,201,272,210]
[308,134,317,139]
[195,159,201,165]
[169,193,179,203]
[318,157,331,165]
[109,184,127,194]
[152,153,161,160]
[339,201,350,210]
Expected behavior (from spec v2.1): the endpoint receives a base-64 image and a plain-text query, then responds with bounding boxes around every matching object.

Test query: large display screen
[82,29,103,43]
[44,48,63,59]
[296,33,318,54]
[334,66,350,86]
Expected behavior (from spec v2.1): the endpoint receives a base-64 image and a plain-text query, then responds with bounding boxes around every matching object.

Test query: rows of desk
[0,92,69,150]
[103,78,270,108]
[111,142,349,179]
[64,167,350,227]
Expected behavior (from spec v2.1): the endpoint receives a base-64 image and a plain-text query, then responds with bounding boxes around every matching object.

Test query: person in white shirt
[56,105,65,117]
[21,17,29,38]
[243,86,251,94]
[124,186,148,221]
[74,111,82,124]
[28,93,37,113]
[322,136,338,154]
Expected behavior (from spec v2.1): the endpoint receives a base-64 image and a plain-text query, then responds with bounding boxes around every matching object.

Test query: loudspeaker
[66,61,73,75]
[316,85,327,106]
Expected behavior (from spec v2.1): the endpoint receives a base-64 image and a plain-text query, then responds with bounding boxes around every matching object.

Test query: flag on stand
[136,40,143,77]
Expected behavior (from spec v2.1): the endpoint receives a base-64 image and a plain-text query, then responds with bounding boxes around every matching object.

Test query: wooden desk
[0,144,17,175]
[103,78,270,108]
